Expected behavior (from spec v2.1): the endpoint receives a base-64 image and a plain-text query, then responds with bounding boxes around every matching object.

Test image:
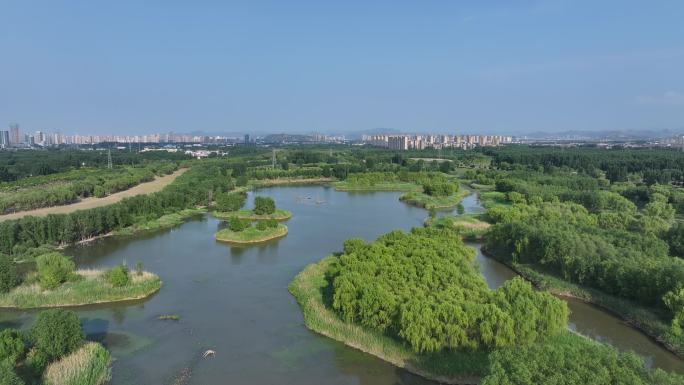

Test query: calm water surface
[0,186,681,384]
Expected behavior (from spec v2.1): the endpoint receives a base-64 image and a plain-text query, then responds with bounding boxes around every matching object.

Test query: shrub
[228,216,249,232]
[253,196,276,215]
[30,309,84,363]
[0,329,25,364]
[36,252,75,290]
[135,261,144,276]
[93,185,106,198]
[215,192,247,212]
[104,265,129,287]
[43,342,111,385]
[0,359,24,385]
[0,254,21,293]
[265,219,278,228]
[256,220,268,231]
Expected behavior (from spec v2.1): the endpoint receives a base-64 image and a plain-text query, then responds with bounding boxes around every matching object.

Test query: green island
[427,214,491,240]
[400,185,469,209]
[216,222,288,244]
[0,252,160,309]
[214,208,292,221]
[0,309,110,385]
[290,226,684,385]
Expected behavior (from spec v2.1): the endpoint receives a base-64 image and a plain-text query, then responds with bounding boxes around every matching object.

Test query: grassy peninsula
[215,224,288,245]
[114,208,207,236]
[0,269,161,309]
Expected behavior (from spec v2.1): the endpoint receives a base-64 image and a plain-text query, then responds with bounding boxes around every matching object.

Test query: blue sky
[1,0,683,135]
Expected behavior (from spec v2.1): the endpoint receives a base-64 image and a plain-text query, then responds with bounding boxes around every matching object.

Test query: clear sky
[1,0,683,135]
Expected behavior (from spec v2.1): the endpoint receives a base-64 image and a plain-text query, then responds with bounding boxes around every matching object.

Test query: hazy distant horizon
[2,1,683,135]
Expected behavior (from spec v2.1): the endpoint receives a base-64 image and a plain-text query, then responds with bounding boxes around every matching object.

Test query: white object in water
[203,349,216,358]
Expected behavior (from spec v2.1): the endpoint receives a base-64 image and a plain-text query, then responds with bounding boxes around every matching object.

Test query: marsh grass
[43,342,111,385]
[215,224,288,244]
[428,214,491,240]
[0,270,161,309]
[288,256,486,384]
[400,189,470,209]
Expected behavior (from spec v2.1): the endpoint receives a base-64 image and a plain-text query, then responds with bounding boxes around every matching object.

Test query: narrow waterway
[460,193,684,374]
[0,186,681,385]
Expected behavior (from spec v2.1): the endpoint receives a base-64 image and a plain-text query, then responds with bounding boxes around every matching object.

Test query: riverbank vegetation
[0,161,180,215]
[291,226,683,384]
[214,195,292,221]
[1,308,111,385]
[114,208,207,236]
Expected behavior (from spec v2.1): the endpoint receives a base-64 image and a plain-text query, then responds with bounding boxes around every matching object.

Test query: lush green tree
[29,309,84,363]
[36,252,75,290]
[256,220,268,231]
[228,217,250,232]
[0,254,21,293]
[666,223,684,258]
[104,264,129,287]
[215,192,247,212]
[253,196,276,215]
[329,227,567,353]
[0,329,25,364]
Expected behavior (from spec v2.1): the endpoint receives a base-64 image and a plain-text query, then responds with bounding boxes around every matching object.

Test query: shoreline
[213,209,292,221]
[479,246,684,360]
[289,256,482,385]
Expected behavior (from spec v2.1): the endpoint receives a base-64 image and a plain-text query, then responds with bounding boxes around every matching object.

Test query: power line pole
[107,148,113,169]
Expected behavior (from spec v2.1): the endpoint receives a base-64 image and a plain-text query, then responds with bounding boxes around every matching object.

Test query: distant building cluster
[361,134,513,150]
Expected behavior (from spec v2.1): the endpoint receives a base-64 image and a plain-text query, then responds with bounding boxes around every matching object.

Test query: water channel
[0,186,681,385]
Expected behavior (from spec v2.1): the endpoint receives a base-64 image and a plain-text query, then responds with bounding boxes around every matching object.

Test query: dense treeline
[0,161,178,214]
[0,148,189,182]
[482,146,684,185]
[481,333,684,385]
[0,159,234,255]
[327,227,568,353]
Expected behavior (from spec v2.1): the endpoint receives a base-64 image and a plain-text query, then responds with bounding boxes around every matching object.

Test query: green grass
[213,209,292,221]
[288,256,488,384]
[215,224,288,244]
[400,189,470,209]
[115,208,207,236]
[43,342,111,385]
[334,181,422,192]
[0,270,161,309]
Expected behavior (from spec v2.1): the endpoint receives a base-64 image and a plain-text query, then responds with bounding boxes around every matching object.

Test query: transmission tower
[107,149,113,169]
[272,148,276,168]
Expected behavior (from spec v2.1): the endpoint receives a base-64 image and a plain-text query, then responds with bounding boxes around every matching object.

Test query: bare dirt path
[0,168,188,221]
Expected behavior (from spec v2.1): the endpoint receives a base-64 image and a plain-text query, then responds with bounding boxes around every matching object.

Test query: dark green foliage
[36,252,75,290]
[29,309,84,364]
[481,333,684,385]
[0,360,24,385]
[666,223,684,258]
[135,261,144,276]
[328,227,568,353]
[253,196,276,215]
[0,254,21,293]
[422,182,456,196]
[228,216,250,232]
[104,265,129,287]
[0,329,25,364]
[265,219,278,228]
[215,192,246,212]
[256,220,268,231]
